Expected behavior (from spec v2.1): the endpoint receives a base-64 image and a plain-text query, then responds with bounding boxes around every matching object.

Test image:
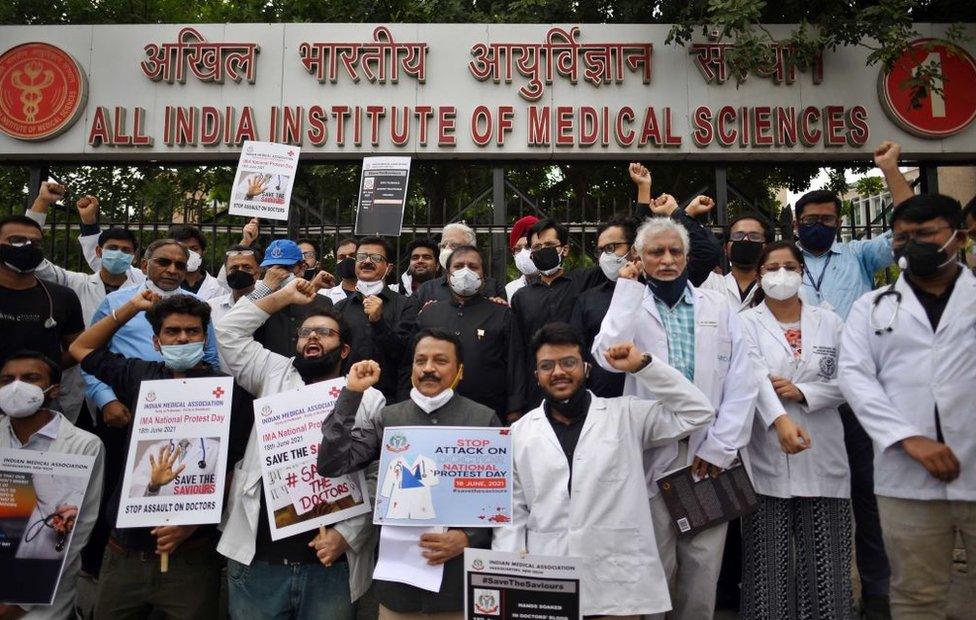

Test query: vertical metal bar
[491,167,507,282]
[27,164,48,205]
[714,165,729,228]
[919,164,939,195]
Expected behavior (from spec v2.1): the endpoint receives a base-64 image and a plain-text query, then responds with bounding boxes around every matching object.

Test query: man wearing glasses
[334,236,419,402]
[84,239,221,429]
[791,140,915,619]
[700,213,772,310]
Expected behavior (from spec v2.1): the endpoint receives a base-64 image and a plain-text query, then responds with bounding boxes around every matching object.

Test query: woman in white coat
[738,241,852,619]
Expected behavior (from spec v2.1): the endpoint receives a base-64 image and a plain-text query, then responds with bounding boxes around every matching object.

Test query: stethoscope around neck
[169,438,208,469]
[870,283,902,335]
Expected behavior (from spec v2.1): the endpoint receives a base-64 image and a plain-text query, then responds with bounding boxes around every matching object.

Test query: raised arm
[318,361,385,477]
[70,289,159,363]
[874,140,914,207]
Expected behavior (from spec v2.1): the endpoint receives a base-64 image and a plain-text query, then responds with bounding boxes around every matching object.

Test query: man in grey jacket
[319,328,500,620]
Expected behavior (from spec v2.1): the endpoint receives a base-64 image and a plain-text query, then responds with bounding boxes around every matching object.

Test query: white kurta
[839,269,976,501]
[492,361,714,616]
[739,302,850,498]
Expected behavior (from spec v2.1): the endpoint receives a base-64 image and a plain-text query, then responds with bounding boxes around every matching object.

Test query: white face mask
[599,252,628,281]
[356,279,384,297]
[0,381,51,418]
[409,387,454,414]
[186,250,203,273]
[438,247,454,270]
[448,267,482,297]
[513,248,538,276]
[761,269,802,301]
[146,279,180,298]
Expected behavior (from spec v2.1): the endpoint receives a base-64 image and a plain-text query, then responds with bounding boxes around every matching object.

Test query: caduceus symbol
[11,61,55,122]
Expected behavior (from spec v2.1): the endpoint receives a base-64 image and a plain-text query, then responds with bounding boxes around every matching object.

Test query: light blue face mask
[159,342,205,371]
[101,248,133,275]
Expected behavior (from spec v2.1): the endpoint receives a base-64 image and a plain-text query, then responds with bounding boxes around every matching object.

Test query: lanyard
[802,252,833,297]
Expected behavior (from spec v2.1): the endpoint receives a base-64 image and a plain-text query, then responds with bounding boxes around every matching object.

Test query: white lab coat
[739,302,849,499]
[839,269,976,501]
[699,271,756,311]
[215,299,385,601]
[78,230,146,286]
[0,415,103,620]
[592,278,757,496]
[492,361,714,616]
[32,258,142,424]
[379,455,439,520]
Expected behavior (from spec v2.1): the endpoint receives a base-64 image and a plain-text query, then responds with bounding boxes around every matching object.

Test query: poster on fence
[116,377,233,528]
[0,449,96,605]
[354,156,411,236]
[229,140,301,222]
[375,426,511,527]
[254,378,371,541]
[464,548,582,620]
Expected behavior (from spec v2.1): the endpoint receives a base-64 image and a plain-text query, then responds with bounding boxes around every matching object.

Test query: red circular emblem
[878,38,976,139]
[0,42,88,141]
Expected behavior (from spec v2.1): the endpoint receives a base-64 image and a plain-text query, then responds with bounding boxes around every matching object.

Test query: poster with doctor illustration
[0,449,96,605]
[116,377,233,528]
[375,426,512,527]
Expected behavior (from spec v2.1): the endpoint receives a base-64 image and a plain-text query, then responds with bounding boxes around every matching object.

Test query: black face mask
[335,257,357,281]
[292,347,343,384]
[728,240,763,267]
[303,268,319,281]
[647,270,689,308]
[1,243,44,273]
[226,270,255,291]
[531,246,561,272]
[895,238,955,278]
[543,384,591,419]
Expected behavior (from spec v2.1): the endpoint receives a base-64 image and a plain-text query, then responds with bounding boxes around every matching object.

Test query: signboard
[355,156,411,236]
[464,548,582,620]
[0,23,973,161]
[655,463,757,539]
[254,378,371,540]
[0,449,96,605]
[228,140,301,221]
[375,426,512,527]
[116,377,232,528]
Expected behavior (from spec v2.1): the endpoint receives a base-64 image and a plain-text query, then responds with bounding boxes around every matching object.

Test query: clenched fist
[346,360,381,392]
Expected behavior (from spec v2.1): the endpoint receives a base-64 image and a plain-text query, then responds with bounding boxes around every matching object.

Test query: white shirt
[7,412,61,451]
[505,275,527,302]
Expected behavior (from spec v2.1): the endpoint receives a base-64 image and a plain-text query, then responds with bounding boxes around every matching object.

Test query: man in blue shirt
[792,139,914,619]
[84,239,219,428]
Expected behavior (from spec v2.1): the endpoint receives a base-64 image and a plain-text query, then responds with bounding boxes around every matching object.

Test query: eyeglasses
[225,249,255,257]
[150,257,188,271]
[297,327,341,339]
[729,231,765,242]
[530,242,562,252]
[355,252,387,263]
[598,241,630,254]
[4,235,40,247]
[536,356,582,373]
[892,226,954,246]
[301,251,316,259]
[799,214,838,227]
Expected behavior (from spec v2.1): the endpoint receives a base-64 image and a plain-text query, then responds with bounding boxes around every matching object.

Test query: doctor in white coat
[840,194,976,619]
[493,325,714,618]
[738,241,852,619]
[699,212,771,311]
[591,216,757,620]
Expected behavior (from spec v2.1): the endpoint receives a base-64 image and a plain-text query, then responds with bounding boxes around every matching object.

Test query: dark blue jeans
[227,558,354,620]
[841,404,891,599]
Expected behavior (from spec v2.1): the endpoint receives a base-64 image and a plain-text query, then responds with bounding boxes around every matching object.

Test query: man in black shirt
[415,245,526,422]
[335,236,418,402]
[70,292,252,620]
[0,215,85,370]
[396,237,439,296]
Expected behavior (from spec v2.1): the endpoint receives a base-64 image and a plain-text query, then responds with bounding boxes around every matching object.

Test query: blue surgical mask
[160,342,205,371]
[797,222,836,253]
[101,249,132,275]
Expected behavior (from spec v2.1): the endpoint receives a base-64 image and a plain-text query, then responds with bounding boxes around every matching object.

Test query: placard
[655,463,758,538]
[116,377,233,528]
[464,548,582,620]
[0,449,96,605]
[254,378,371,540]
[229,140,301,221]
[375,426,511,527]
[354,156,411,236]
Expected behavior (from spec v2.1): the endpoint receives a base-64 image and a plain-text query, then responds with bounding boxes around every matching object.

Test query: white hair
[633,217,690,256]
[442,222,477,246]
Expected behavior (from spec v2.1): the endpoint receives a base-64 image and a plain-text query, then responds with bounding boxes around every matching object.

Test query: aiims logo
[0,42,88,141]
[385,433,410,453]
